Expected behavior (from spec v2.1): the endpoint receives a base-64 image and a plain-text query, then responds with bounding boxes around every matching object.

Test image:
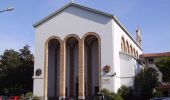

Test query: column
[59,42,66,100]
[44,44,48,100]
[78,40,85,99]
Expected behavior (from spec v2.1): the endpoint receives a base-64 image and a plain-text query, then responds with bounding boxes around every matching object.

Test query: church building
[33,2,143,100]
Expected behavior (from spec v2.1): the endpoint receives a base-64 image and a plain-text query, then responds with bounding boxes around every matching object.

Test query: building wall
[145,58,163,82]
[119,52,136,87]
[113,20,142,92]
[34,4,144,96]
[34,6,114,96]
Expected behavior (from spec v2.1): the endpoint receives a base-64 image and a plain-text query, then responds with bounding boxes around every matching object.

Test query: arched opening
[84,34,100,99]
[126,41,130,54]
[136,51,138,58]
[65,37,79,98]
[121,43,123,52]
[133,48,135,56]
[121,37,126,52]
[47,39,60,99]
[130,45,133,55]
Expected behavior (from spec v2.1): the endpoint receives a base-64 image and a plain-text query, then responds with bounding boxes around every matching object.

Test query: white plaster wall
[113,21,142,57]
[119,53,135,77]
[112,20,121,92]
[113,21,142,92]
[33,78,44,97]
[119,53,135,87]
[34,5,114,96]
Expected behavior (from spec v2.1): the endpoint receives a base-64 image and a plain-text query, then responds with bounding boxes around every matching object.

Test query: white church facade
[33,3,143,100]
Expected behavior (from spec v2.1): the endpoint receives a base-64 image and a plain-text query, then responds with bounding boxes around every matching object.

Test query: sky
[0,0,170,54]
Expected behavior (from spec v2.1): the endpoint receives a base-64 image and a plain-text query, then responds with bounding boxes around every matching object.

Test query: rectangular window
[149,59,154,64]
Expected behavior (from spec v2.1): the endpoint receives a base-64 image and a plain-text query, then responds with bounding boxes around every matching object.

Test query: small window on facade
[149,59,154,64]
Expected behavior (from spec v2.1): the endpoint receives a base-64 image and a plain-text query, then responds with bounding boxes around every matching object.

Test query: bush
[100,89,123,100]
[32,96,40,100]
[113,93,123,100]
[20,92,40,100]
[117,86,134,100]
[153,91,162,97]
[134,67,159,100]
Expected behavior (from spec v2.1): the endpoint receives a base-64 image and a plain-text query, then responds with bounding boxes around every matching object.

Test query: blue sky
[0,0,170,54]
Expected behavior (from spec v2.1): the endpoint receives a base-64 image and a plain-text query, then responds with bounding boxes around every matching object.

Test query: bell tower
[136,26,142,48]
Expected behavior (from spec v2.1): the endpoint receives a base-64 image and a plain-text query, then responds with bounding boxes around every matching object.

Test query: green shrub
[152,89,163,97]
[32,96,40,100]
[100,89,123,100]
[134,67,159,100]
[19,92,40,100]
[117,86,134,100]
[113,93,124,100]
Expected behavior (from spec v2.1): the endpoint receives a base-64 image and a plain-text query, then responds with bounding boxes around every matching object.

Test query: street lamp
[0,7,15,13]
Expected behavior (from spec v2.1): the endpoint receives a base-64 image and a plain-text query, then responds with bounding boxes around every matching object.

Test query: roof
[33,2,113,27]
[157,83,170,89]
[140,52,170,58]
[33,2,142,50]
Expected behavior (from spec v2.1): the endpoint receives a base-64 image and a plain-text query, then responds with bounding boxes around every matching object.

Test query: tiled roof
[157,83,170,89]
[140,52,170,58]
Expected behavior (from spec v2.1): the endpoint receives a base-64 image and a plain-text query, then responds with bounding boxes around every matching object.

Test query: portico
[44,33,101,99]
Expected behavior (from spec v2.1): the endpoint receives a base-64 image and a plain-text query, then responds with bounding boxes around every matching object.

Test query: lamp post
[0,7,14,13]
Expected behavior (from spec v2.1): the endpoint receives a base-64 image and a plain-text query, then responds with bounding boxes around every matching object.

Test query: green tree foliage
[100,89,123,100]
[117,86,134,100]
[0,45,34,96]
[20,92,40,100]
[155,57,170,82]
[134,67,159,100]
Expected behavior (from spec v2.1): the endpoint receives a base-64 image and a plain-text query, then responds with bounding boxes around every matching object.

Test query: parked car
[150,97,170,100]
[0,96,8,100]
[8,96,19,100]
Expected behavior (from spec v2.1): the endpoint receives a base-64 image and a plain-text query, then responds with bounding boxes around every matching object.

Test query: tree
[0,49,21,95]
[18,45,34,92]
[100,89,123,100]
[0,45,34,95]
[134,67,159,100]
[155,57,170,82]
[117,86,134,100]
